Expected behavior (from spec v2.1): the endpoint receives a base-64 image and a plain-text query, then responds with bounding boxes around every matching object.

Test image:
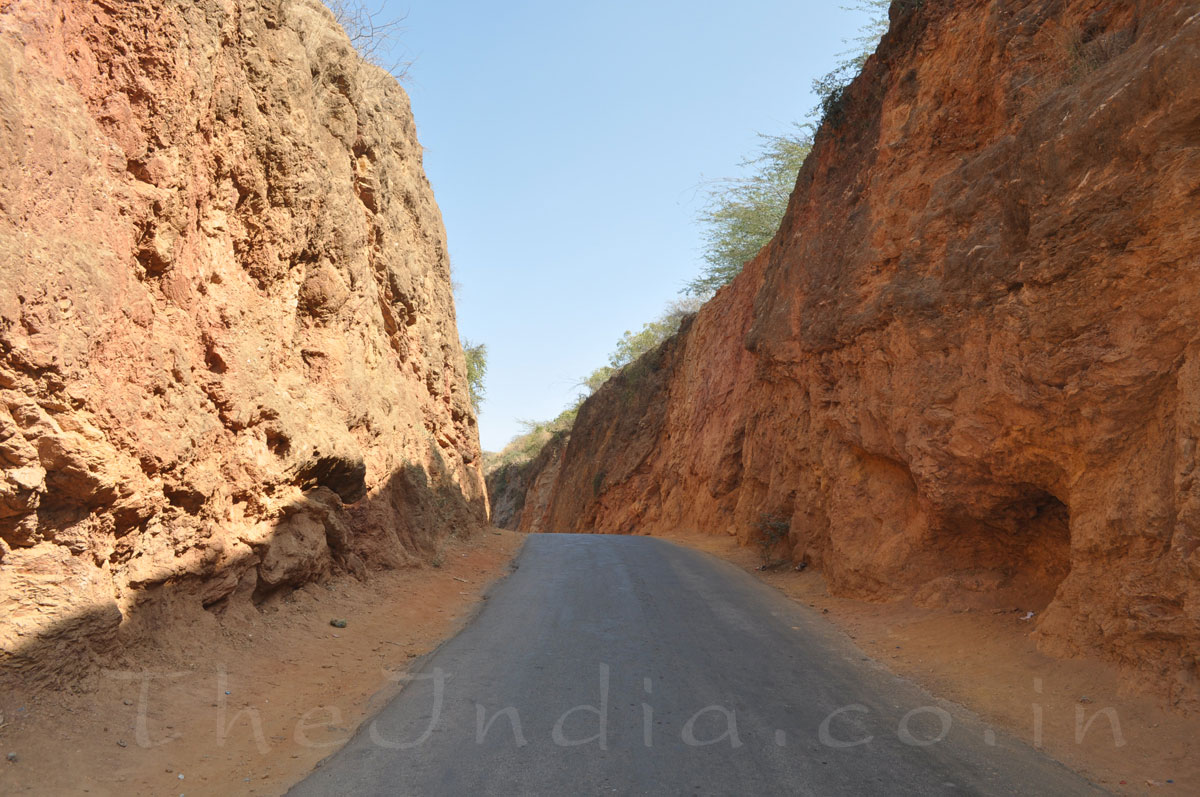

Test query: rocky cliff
[487,431,569,532]
[498,0,1200,708]
[0,0,487,688]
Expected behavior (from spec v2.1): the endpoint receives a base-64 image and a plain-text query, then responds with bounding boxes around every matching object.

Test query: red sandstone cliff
[0,0,486,687]
[500,0,1200,708]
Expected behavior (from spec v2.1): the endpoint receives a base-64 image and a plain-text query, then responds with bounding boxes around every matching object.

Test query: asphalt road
[289,534,1101,796]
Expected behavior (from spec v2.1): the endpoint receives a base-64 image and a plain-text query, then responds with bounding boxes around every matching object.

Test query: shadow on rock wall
[0,452,484,697]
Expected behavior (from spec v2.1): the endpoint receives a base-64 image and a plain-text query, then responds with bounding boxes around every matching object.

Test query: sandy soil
[660,531,1198,797]
[0,529,525,796]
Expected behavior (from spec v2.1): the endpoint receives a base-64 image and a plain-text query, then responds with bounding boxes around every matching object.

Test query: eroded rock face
[487,432,569,532]
[0,0,486,687]
[505,0,1200,708]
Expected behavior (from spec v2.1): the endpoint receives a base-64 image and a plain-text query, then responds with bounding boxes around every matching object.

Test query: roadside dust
[660,531,1199,797]
[0,529,524,796]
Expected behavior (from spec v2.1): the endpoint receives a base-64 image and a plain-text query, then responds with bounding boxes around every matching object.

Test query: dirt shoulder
[0,529,525,796]
[659,531,1198,797]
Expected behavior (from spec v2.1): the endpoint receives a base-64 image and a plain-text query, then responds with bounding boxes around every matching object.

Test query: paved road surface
[290,534,1101,796]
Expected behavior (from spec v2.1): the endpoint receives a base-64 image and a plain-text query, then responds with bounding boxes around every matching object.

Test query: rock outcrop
[487,431,569,532]
[497,0,1200,708]
[0,0,486,687]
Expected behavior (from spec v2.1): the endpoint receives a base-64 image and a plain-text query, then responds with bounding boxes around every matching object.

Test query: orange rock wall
[0,0,486,686]
[488,432,569,532]
[518,0,1200,708]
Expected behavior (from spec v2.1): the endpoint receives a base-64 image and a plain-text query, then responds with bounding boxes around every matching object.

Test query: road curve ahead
[290,534,1100,796]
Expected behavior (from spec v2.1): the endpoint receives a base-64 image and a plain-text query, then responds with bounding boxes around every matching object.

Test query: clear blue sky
[376,1,875,451]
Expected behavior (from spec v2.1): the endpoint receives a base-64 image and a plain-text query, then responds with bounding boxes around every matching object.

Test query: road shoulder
[658,530,1198,796]
[0,529,525,796]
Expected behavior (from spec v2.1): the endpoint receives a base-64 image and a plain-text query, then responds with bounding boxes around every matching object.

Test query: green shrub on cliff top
[685,1,893,297]
[462,339,487,414]
[486,300,702,472]
[485,405,577,474]
[608,299,703,368]
[685,126,813,297]
[578,298,702,405]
